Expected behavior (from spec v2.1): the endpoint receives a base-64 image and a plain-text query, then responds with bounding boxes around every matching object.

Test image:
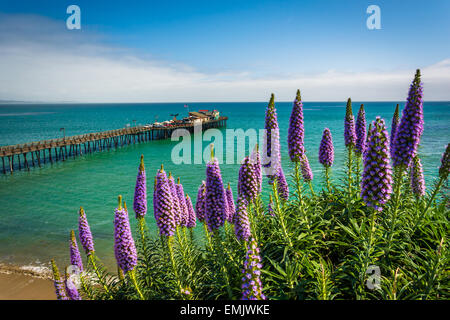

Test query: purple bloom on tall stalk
[133,155,147,219]
[168,173,182,226]
[288,89,305,162]
[392,69,424,168]
[51,259,68,300]
[233,196,251,242]
[410,156,425,197]
[276,166,289,200]
[225,183,235,223]
[355,104,366,155]
[390,104,400,159]
[344,98,356,148]
[154,165,176,237]
[262,94,281,180]
[241,238,265,300]
[176,178,189,227]
[205,145,227,232]
[185,195,197,228]
[300,154,313,182]
[439,143,450,180]
[114,197,137,273]
[65,273,81,300]
[238,156,260,202]
[78,207,94,255]
[319,128,334,167]
[361,117,393,211]
[69,230,83,272]
[195,181,207,223]
[250,145,262,193]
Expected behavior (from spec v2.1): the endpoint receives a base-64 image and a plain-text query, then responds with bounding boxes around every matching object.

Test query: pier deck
[0,117,227,174]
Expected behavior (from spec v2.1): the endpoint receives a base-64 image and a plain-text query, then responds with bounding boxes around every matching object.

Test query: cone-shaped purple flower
[355,104,366,155]
[262,94,281,180]
[205,146,227,232]
[51,259,68,300]
[392,69,424,168]
[250,145,262,193]
[65,273,81,300]
[114,198,137,273]
[361,117,393,211]
[319,128,334,167]
[225,183,236,223]
[233,196,251,241]
[300,154,313,182]
[410,156,425,197]
[439,143,450,180]
[238,156,260,202]
[390,104,400,159]
[168,174,182,226]
[185,195,197,228]
[78,207,94,255]
[176,178,189,227]
[133,155,147,219]
[241,238,265,300]
[154,165,176,236]
[69,230,83,272]
[344,98,356,148]
[288,89,305,162]
[276,166,289,200]
[195,181,207,223]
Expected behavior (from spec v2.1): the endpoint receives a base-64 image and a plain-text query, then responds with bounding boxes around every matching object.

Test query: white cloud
[0,14,449,102]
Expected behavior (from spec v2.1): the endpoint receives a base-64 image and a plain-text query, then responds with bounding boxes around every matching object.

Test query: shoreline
[0,263,55,300]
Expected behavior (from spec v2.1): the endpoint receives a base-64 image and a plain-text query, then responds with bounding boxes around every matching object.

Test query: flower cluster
[168,174,182,226]
[276,166,289,200]
[250,145,262,193]
[51,259,68,300]
[344,98,356,148]
[410,156,425,197]
[361,117,393,211]
[195,181,207,223]
[133,155,147,219]
[225,183,235,223]
[300,154,313,182]
[233,196,251,241]
[154,166,176,236]
[65,275,81,300]
[185,195,197,228]
[78,207,94,255]
[355,104,366,155]
[205,156,227,232]
[114,197,137,273]
[262,94,281,179]
[69,230,83,272]
[176,178,189,227]
[238,156,260,202]
[288,89,305,162]
[319,128,334,167]
[391,69,424,168]
[241,238,265,300]
[390,104,400,159]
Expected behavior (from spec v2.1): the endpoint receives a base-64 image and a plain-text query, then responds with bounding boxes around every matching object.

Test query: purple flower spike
[78,207,94,255]
[205,145,227,232]
[154,165,176,237]
[114,197,137,273]
[288,90,305,162]
[319,128,334,167]
[176,178,189,227]
[361,117,393,211]
[410,156,425,197]
[355,104,366,155]
[392,70,424,168]
[300,154,313,182]
[69,230,83,272]
[51,259,68,300]
[250,145,262,193]
[195,181,207,223]
[168,174,182,226]
[241,238,265,300]
[185,195,197,228]
[344,98,356,148]
[65,275,81,300]
[390,104,400,159]
[233,196,251,242]
[238,156,260,202]
[276,166,289,200]
[262,94,281,179]
[439,143,450,180]
[133,155,147,219]
[225,183,236,223]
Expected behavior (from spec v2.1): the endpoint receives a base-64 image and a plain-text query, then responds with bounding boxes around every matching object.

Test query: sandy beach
[0,264,55,300]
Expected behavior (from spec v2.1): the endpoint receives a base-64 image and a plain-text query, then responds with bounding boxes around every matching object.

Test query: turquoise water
[0,101,449,269]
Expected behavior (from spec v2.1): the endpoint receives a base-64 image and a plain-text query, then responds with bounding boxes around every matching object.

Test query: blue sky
[0,0,449,102]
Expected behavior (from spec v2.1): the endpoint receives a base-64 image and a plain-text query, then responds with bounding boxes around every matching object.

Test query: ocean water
[0,101,449,269]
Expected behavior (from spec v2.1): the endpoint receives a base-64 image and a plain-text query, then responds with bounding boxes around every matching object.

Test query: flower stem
[325,166,331,193]
[87,254,113,299]
[413,176,446,232]
[386,167,404,256]
[128,269,144,300]
[167,236,184,299]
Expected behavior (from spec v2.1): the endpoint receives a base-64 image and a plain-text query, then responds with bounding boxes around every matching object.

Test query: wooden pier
[0,117,227,174]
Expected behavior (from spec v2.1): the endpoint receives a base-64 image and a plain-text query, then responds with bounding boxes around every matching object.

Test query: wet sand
[0,264,55,300]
